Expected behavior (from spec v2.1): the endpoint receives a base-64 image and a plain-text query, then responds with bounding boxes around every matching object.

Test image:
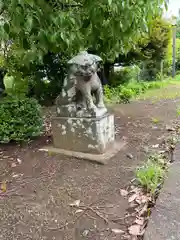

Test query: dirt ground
[0,95,180,240]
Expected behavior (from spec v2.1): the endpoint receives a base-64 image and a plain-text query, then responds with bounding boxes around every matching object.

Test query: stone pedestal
[40,113,126,164]
[52,113,115,154]
[39,51,127,164]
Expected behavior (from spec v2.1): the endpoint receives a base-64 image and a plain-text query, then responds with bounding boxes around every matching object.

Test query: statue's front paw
[97,103,105,109]
[89,105,97,110]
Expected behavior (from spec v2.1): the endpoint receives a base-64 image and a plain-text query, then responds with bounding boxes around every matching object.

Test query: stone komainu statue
[56,51,107,117]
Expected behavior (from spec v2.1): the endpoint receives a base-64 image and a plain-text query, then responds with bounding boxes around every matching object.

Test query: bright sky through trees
[167,0,179,16]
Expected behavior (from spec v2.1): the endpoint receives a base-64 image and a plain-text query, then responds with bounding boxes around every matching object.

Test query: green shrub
[104,78,177,104]
[5,47,67,105]
[104,85,122,103]
[3,74,29,97]
[145,81,164,89]
[117,18,171,80]
[165,38,180,74]
[125,81,144,95]
[0,97,43,143]
[119,86,135,103]
[110,65,140,87]
[104,84,135,103]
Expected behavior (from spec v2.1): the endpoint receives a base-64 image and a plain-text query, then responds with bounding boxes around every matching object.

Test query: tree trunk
[104,62,112,85]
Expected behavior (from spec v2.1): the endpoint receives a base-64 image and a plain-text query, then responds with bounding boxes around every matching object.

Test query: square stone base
[40,140,126,164]
[51,113,115,154]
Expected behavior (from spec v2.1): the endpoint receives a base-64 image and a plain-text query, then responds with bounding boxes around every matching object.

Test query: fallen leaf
[75,209,83,214]
[1,182,7,192]
[135,197,142,205]
[17,158,22,164]
[112,229,124,234]
[128,224,141,236]
[141,195,149,204]
[120,189,128,197]
[139,204,148,216]
[130,187,139,193]
[39,148,49,152]
[170,144,176,150]
[166,125,175,131]
[12,174,19,178]
[135,206,141,212]
[129,202,138,208]
[135,218,144,226]
[123,234,131,239]
[158,158,166,165]
[128,193,138,203]
[69,199,80,207]
[82,229,89,237]
[126,153,133,159]
[11,163,17,168]
[131,237,138,240]
[12,173,24,178]
[158,150,166,154]
[152,144,159,149]
[140,228,146,236]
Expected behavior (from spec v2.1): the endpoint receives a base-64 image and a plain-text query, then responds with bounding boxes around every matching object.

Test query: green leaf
[26,16,34,32]
[3,23,10,34]
[25,0,34,7]
[108,0,112,6]
[60,32,65,41]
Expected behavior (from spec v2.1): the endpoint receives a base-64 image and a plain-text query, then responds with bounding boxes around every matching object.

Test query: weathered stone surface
[50,52,119,162]
[56,104,107,118]
[51,113,115,154]
[144,144,180,240]
[55,51,107,118]
[42,140,126,164]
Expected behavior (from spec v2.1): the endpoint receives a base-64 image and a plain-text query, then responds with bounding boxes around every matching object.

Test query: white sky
[166,0,180,17]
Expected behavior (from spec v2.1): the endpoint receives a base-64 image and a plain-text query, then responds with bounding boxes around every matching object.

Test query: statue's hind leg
[95,86,105,108]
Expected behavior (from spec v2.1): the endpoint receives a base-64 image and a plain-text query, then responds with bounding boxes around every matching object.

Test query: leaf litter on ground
[119,185,152,238]
[128,224,141,236]
[123,123,179,238]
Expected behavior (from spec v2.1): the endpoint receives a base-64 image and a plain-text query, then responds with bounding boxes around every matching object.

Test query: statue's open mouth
[75,72,92,77]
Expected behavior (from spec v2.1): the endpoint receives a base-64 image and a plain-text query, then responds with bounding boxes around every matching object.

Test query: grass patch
[135,154,167,195]
[137,75,180,100]
[104,74,180,103]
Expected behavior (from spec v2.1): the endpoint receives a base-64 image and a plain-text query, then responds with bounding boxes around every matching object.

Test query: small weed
[151,117,159,124]
[151,99,157,104]
[136,155,166,195]
[176,108,180,117]
[148,153,168,167]
[166,135,179,146]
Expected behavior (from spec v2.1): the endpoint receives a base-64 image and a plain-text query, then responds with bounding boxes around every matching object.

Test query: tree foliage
[176,10,180,39]
[116,18,171,80]
[0,0,168,103]
[140,18,171,61]
[0,0,168,63]
[118,18,171,62]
